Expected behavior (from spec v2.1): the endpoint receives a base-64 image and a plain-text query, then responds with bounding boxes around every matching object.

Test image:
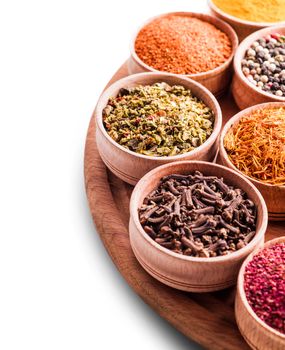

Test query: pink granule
[244,242,285,335]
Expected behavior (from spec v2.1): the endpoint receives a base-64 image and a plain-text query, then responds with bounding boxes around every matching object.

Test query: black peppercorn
[257,51,265,58]
[272,82,280,90]
[261,68,268,75]
[241,33,285,97]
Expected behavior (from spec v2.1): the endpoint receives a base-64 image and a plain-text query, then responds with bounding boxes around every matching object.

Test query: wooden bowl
[219,102,285,221]
[232,26,285,110]
[208,0,285,42]
[129,160,268,292]
[95,72,222,185]
[127,12,238,98]
[235,237,285,350]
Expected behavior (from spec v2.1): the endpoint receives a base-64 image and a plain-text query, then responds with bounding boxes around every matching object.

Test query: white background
[0,1,208,349]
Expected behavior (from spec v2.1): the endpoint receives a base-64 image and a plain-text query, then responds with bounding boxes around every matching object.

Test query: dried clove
[148,215,168,223]
[192,196,207,209]
[214,178,229,194]
[138,171,257,258]
[181,236,204,253]
[192,206,215,215]
[218,216,240,234]
[189,215,208,228]
[144,226,156,239]
[185,188,194,208]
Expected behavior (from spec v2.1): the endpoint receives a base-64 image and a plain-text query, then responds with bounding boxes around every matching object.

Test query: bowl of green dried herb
[95,72,222,185]
[129,160,268,292]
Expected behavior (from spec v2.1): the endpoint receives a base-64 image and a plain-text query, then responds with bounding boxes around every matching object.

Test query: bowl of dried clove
[95,72,222,185]
[235,236,285,350]
[129,160,268,292]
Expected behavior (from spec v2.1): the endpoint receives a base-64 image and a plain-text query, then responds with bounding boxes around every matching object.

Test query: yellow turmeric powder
[212,0,285,23]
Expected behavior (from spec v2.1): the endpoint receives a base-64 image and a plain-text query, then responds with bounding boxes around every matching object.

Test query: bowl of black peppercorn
[232,25,285,110]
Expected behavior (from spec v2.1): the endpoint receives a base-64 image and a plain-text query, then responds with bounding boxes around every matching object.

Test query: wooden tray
[84,61,283,350]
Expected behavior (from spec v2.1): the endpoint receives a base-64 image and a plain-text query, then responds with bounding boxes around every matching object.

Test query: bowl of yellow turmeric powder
[208,0,285,41]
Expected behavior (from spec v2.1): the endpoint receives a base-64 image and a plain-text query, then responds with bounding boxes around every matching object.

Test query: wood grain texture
[128,12,238,98]
[84,62,284,350]
[236,237,285,350]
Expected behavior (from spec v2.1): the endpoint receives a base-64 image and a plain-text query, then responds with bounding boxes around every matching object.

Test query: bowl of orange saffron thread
[208,0,285,41]
[219,102,285,220]
[128,12,238,97]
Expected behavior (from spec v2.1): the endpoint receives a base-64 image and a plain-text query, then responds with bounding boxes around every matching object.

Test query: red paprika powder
[135,14,232,75]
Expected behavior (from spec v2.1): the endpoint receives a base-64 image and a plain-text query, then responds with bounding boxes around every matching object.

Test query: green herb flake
[103,82,214,157]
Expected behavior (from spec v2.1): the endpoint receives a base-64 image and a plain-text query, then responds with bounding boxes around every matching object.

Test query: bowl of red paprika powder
[236,237,285,350]
[128,12,238,98]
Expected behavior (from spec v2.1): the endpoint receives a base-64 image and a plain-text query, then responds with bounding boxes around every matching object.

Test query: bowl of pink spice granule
[236,237,285,350]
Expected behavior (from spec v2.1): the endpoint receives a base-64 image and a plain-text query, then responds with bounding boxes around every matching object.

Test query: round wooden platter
[84,61,283,350]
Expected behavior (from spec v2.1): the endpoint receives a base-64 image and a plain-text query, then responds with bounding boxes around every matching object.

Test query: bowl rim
[130,11,238,78]
[208,0,285,28]
[219,101,285,188]
[130,160,268,263]
[237,236,285,339]
[233,25,285,101]
[95,72,222,161]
